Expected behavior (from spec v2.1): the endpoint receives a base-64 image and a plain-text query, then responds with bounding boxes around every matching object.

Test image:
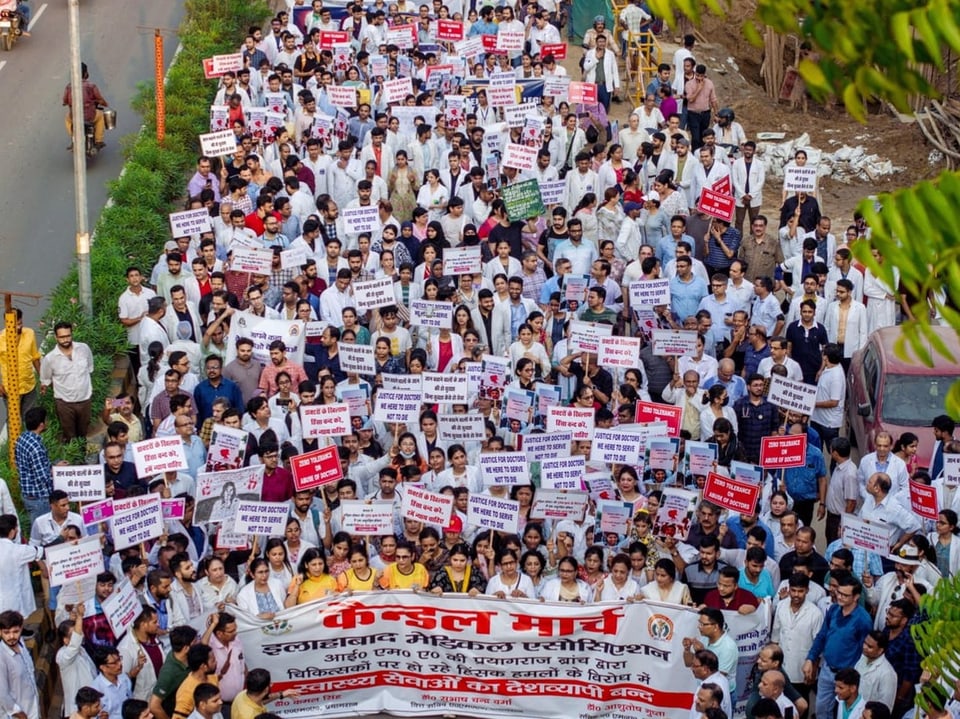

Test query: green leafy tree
[648,0,960,415]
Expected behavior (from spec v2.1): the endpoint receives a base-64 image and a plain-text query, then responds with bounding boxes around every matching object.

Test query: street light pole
[68,0,92,318]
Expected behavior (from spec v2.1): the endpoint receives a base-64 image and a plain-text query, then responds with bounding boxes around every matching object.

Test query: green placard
[501,179,545,221]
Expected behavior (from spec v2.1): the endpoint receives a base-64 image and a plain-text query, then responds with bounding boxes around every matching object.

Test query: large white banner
[234,593,769,719]
[225,312,306,366]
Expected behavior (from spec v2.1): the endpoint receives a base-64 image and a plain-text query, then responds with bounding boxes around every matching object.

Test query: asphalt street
[0,0,185,330]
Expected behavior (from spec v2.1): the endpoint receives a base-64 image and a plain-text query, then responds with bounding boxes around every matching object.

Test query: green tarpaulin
[571,0,613,43]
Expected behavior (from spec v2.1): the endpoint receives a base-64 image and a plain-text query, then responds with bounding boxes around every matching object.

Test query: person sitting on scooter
[62,62,109,151]
[0,0,29,37]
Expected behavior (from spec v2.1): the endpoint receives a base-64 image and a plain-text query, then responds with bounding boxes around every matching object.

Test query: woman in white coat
[236,558,288,620]
[863,248,900,334]
[0,514,41,616]
[929,509,960,579]
[539,557,594,603]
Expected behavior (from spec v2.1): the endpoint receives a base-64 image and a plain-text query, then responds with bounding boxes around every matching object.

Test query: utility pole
[1,292,44,472]
[68,0,92,319]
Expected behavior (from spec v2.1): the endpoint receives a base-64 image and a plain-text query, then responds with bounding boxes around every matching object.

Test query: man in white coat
[0,609,40,719]
[491,278,537,356]
[692,146,731,212]
[582,34,620,109]
[731,141,765,236]
[822,279,868,368]
[0,514,41,617]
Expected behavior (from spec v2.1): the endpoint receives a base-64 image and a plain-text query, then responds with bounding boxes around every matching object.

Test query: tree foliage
[649,0,960,417]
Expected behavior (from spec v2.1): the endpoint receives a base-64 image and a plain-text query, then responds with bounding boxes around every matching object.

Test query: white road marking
[0,61,6,73]
[27,3,47,31]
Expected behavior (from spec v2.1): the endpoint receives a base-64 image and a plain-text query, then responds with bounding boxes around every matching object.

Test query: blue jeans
[18,2,30,25]
[815,662,836,719]
[23,495,49,526]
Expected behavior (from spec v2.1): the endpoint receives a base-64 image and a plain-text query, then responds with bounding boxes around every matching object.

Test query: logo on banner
[648,614,674,641]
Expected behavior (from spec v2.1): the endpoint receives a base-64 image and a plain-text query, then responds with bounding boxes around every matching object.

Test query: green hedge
[2,0,269,515]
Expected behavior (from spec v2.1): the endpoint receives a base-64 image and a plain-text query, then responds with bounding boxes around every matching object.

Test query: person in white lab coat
[0,514,42,617]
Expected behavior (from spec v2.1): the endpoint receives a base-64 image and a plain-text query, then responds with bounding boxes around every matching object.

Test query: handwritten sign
[783,165,818,193]
[422,373,469,404]
[597,336,641,369]
[339,500,396,535]
[703,472,762,515]
[467,494,519,534]
[439,414,485,442]
[53,465,105,502]
[233,501,291,536]
[401,485,454,526]
[354,277,396,311]
[767,374,817,416]
[339,343,376,375]
[301,403,352,438]
[169,209,212,238]
[131,437,188,478]
[198,129,237,157]
[290,445,343,491]
[546,406,594,441]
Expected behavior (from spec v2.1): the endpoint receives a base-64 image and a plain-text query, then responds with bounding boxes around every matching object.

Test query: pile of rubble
[756,132,902,183]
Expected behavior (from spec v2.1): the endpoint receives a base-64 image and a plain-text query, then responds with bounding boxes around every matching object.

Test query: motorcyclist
[62,62,108,151]
[712,108,747,154]
[0,0,30,37]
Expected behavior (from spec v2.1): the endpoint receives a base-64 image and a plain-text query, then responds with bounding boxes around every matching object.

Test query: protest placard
[540,43,567,60]
[783,165,818,193]
[383,77,413,104]
[132,437,188,478]
[224,314,305,368]
[500,178,544,219]
[442,246,482,276]
[205,52,243,77]
[539,180,566,205]
[597,336,641,369]
[290,445,343,492]
[194,465,265,523]
[712,175,732,196]
[374,390,422,423]
[591,428,645,465]
[300,403,351,439]
[684,441,717,477]
[53,465,105,502]
[381,374,423,392]
[479,452,529,486]
[647,437,680,473]
[46,535,104,587]
[519,431,573,462]
[841,514,893,554]
[945,454,960,484]
[651,329,699,356]
[162,498,185,521]
[436,19,464,40]
[280,246,308,271]
[341,388,369,418]
[596,500,634,537]
[567,320,613,353]
[338,343,376,375]
[635,401,684,438]
[169,209,212,238]
[206,425,248,472]
[199,129,236,157]
[697,188,736,222]
[438,414,485,442]
[760,435,808,469]
[422,373,469,404]
[488,72,517,106]
[230,246,274,275]
[329,85,358,107]
[318,30,350,49]
[540,456,585,490]
[339,501,396,535]
[401,485,454,526]
[112,495,165,550]
[102,579,141,639]
[703,472,762,515]
[530,489,588,521]
[767,375,817,416]
[82,498,114,526]
[354,277,396,311]
[501,143,539,172]
[730,461,764,485]
[910,480,940,521]
[653,488,698,541]
[233,501,291,536]
[495,30,524,52]
[568,81,598,104]
[410,300,454,329]
[629,279,671,308]
[342,205,379,234]
[467,494,519,534]
[545,407,594,441]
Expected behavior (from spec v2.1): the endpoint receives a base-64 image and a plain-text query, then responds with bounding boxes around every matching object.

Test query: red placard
[634,401,683,438]
[711,175,732,196]
[703,472,762,515]
[318,30,350,49]
[568,81,598,105]
[481,33,503,54]
[759,435,808,469]
[697,187,736,222]
[425,63,456,81]
[202,58,218,80]
[436,19,464,41]
[290,445,343,491]
[539,43,567,60]
[910,480,939,521]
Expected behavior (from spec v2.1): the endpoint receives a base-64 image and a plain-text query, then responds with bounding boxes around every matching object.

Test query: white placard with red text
[131,437,189,478]
[301,403,352,438]
[545,406,594,441]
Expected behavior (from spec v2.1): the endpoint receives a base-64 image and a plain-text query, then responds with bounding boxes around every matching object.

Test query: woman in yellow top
[285,548,337,606]
[336,544,382,592]
[378,541,430,590]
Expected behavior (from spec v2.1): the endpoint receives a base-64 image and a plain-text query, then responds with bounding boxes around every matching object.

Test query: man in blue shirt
[193,356,244,425]
[783,422,828,527]
[803,572,873,719]
[670,256,708,323]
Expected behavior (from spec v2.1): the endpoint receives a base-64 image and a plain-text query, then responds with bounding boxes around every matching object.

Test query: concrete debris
[929,150,944,165]
[727,57,740,72]
[756,132,902,184]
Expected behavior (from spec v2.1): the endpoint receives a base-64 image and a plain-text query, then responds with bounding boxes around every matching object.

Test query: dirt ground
[585,15,944,228]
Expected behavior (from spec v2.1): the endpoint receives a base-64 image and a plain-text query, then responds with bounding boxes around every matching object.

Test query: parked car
[846,327,960,469]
